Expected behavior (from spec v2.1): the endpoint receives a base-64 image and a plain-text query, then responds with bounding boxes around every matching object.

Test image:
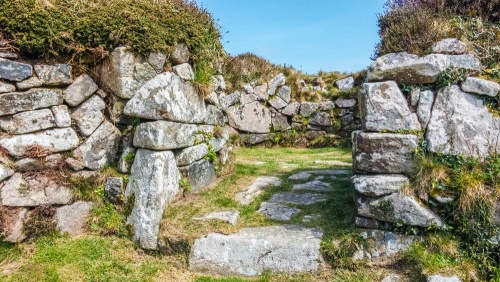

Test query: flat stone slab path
[257,202,300,221]
[292,180,332,192]
[270,192,327,205]
[235,176,281,205]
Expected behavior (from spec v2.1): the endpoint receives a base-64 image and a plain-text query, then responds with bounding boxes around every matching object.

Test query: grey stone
[267,73,286,95]
[71,95,105,136]
[410,89,420,107]
[55,201,93,237]
[108,96,132,125]
[353,131,418,174]
[240,133,272,144]
[173,63,194,80]
[367,52,480,84]
[335,76,355,91]
[175,144,209,166]
[179,159,217,191]
[189,225,323,276]
[206,92,220,107]
[148,52,167,73]
[352,174,410,197]
[493,201,500,225]
[72,121,121,170]
[0,81,15,93]
[320,101,336,111]
[0,108,55,134]
[16,77,43,91]
[218,145,231,166]
[417,90,435,128]
[70,170,99,179]
[98,47,156,99]
[66,157,86,171]
[219,91,240,111]
[335,98,357,108]
[133,121,198,150]
[170,43,190,65]
[359,81,421,132]
[258,202,300,221]
[212,75,226,92]
[254,83,268,100]
[427,275,462,282]
[209,138,227,152]
[272,113,290,131]
[461,77,500,97]
[292,180,332,192]
[382,275,401,282]
[277,86,291,103]
[268,96,288,110]
[282,102,300,116]
[288,172,312,181]
[2,207,27,243]
[124,72,206,123]
[51,105,72,128]
[205,105,226,126]
[358,230,418,259]
[105,177,124,204]
[117,132,136,174]
[0,52,19,59]
[13,154,63,172]
[270,193,327,205]
[63,74,98,106]
[426,85,500,157]
[193,211,240,226]
[309,112,332,127]
[125,149,180,250]
[242,84,254,94]
[0,128,79,158]
[240,93,260,105]
[432,38,467,54]
[0,59,32,82]
[227,101,272,134]
[299,102,319,116]
[34,64,72,86]
[1,173,73,206]
[0,88,62,116]
[355,216,379,229]
[235,176,282,205]
[0,163,14,182]
[356,194,443,227]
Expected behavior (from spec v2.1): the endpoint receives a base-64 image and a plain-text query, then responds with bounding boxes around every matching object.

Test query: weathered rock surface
[288,172,312,181]
[355,217,380,229]
[125,149,180,250]
[0,128,79,157]
[148,52,167,73]
[35,64,72,86]
[179,159,217,191]
[13,154,63,172]
[240,93,259,105]
[320,101,336,111]
[300,102,319,116]
[16,77,42,90]
[193,211,240,226]
[227,101,272,133]
[427,275,462,282]
[367,52,480,84]
[426,85,500,157]
[0,59,32,81]
[335,76,355,91]
[1,173,73,206]
[292,180,332,192]
[0,108,55,134]
[219,92,240,111]
[309,112,332,127]
[356,229,418,259]
[51,105,72,127]
[254,84,268,101]
[353,131,418,174]
[235,177,282,205]
[208,138,227,152]
[2,207,28,243]
[352,175,410,197]
[175,144,209,166]
[133,121,198,150]
[267,73,286,95]
[0,88,62,116]
[335,98,357,108]
[105,177,124,204]
[258,202,300,221]
[268,96,288,110]
[270,193,327,205]
[173,63,194,80]
[432,38,467,54]
[205,105,226,126]
[461,77,500,97]
[117,132,136,174]
[0,163,14,182]
[272,113,291,131]
[63,74,99,106]
[71,95,105,136]
[55,201,93,237]
[189,225,323,276]
[277,86,291,103]
[281,102,300,116]
[359,81,421,132]
[171,43,190,65]
[417,90,435,128]
[72,121,121,170]
[124,72,206,123]
[356,193,443,227]
[0,81,15,93]
[240,133,272,145]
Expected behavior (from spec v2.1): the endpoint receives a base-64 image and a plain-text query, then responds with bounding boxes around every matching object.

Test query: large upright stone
[124,72,206,123]
[367,52,480,84]
[35,64,72,86]
[99,47,157,99]
[125,149,180,250]
[0,128,79,157]
[417,90,435,128]
[353,131,418,174]
[426,85,500,157]
[71,95,106,136]
[352,175,410,197]
[179,159,217,191]
[133,121,198,150]
[189,225,323,276]
[72,121,121,170]
[0,88,62,116]
[359,81,421,132]
[0,58,32,81]
[0,109,55,134]
[63,74,99,106]
[227,101,272,133]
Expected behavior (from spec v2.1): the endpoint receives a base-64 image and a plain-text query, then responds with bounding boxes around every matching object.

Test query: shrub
[223,52,280,92]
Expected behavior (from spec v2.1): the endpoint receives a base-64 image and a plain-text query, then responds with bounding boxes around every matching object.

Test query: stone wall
[353,38,500,230]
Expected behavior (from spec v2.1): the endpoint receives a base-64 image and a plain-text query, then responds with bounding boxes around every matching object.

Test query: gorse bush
[0,0,223,67]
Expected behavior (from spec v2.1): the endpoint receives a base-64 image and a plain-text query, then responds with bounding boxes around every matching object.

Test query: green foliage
[223,52,280,92]
[204,144,217,162]
[321,232,366,269]
[122,152,135,162]
[179,177,192,197]
[436,68,470,89]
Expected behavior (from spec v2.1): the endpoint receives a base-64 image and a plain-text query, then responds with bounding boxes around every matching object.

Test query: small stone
[410,89,420,107]
[309,112,332,127]
[212,75,226,92]
[117,132,136,173]
[170,43,190,65]
[277,86,291,103]
[288,172,312,181]
[51,105,72,127]
[205,105,226,126]
[302,214,321,223]
[34,64,72,86]
[272,113,291,131]
[66,157,85,171]
[239,133,272,145]
[0,59,32,81]
[352,174,410,197]
[270,193,327,205]
[63,74,98,106]
[282,102,300,116]
[0,108,56,134]
[172,63,194,80]
[300,102,320,116]
[55,201,93,237]
[417,90,435,128]
[105,177,124,204]
[16,77,43,90]
[320,101,336,111]
[432,38,467,54]
[240,93,260,105]
[148,52,167,73]
[242,84,254,94]
[267,73,286,95]
[0,88,62,116]
[0,52,19,59]
[0,163,14,182]
[254,83,268,100]
[219,91,240,111]
[382,274,401,282]
[209,138,227,152]
[0,81,15,93]
[193,211,240,226]
[292,180,332,192]
[269,96,288,110]
[2,207,28,243]
[71,95,106,136]
[179,159,217,191]
[13,154,63,172]
[335,76,355,91]
[461,77,500,97]
[355,216,380,229]
[258,202,300,221]
[235,176,281,205]
[335,98,357,108]
[227,101,272,134]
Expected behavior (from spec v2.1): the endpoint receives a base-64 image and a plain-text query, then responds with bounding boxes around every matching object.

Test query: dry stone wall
[353,38,500,230]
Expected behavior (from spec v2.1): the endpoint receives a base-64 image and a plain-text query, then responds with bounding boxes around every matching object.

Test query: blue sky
[195,0,387,74]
